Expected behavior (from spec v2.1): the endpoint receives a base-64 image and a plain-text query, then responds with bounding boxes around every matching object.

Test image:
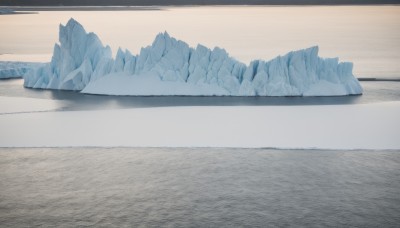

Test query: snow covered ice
[1,96,399,149]
[24,18,363,96]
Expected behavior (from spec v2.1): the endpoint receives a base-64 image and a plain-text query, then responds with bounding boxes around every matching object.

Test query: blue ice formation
[0,62,43,79]
[24,18,113,90]
[24,18,363,96]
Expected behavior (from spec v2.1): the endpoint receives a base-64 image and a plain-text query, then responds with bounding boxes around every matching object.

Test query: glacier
[24,18,363,96]
[0,62,44,79]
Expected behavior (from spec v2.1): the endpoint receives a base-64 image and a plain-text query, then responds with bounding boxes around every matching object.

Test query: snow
[0,62,44,79]
[24,18,363,96]
[0,96,398,150]
[0,96,63,114]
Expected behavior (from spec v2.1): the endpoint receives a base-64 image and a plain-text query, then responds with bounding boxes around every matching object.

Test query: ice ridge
[24,18,363,96]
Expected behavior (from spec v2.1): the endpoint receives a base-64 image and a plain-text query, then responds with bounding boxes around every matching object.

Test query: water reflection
[47,88,364,111]
[2,79,399,111]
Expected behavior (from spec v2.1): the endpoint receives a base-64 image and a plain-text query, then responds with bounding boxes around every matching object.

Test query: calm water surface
[1,79,400,111]
[0,147,399,227]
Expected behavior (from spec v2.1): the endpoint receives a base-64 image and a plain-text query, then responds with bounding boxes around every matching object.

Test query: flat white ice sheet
[0,96,399,149]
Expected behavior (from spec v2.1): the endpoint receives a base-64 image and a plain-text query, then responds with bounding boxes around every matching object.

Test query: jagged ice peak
[24,18,363,96]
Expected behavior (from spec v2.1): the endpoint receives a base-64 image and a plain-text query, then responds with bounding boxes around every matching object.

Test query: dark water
[1,79,400,111]
[0,147,399,227]
[1,80,400,227]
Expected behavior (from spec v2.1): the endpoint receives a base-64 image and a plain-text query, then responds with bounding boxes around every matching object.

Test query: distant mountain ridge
[1,0,399,6]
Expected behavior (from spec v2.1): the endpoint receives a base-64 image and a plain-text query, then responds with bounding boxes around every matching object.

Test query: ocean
[1,147,399,227]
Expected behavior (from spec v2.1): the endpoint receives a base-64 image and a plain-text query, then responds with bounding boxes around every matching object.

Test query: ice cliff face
[24,18,113,90]
[24,18,363,96]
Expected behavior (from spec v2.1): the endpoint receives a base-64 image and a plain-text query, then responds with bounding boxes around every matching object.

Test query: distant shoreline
[1,6,164,11]
[358,78,400,82]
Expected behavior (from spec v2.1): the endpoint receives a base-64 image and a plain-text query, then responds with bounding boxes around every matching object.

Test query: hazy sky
[1,0,400,6]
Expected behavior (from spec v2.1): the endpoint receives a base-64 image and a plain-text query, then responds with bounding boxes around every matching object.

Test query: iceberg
[24,18,363,96]
[0,61,44,79]
[24,18,113,90]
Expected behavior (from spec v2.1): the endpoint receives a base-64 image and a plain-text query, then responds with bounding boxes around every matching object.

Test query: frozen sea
[1,5,400,227]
